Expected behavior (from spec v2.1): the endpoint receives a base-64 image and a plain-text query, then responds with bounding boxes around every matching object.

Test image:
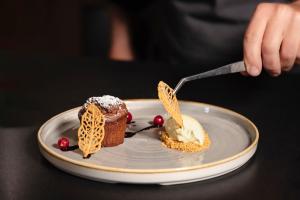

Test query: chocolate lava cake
[78,95,128,147]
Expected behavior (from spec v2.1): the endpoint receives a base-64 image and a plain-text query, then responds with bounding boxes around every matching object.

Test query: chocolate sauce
[125,125,160,138]
[61,145,92,158]
[125,132,136,138]
[83,154,91,159]
[62,144,79,151]
[59,120,159,159]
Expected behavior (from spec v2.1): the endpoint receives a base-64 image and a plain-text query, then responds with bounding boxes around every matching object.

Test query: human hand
[243,1,300,76]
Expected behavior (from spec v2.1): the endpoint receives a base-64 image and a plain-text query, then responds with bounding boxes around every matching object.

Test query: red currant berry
[153,115,164,126]
[127,112,133,123]
[58,137,69,150]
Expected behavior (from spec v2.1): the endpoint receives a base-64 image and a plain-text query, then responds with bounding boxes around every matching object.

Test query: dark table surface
[0,53,299,200]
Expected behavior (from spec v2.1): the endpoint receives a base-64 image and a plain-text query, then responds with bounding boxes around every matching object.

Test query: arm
[109,6,134,61]
[243,1,300,76]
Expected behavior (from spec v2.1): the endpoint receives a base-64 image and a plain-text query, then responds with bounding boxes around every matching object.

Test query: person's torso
[143,0,288,67]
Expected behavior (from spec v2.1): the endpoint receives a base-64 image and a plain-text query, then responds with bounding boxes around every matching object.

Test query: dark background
[0,1,299,199]
[0,0,112,58]
[1,54,300,200]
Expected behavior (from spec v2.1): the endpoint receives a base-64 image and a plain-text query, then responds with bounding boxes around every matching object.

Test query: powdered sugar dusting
[84,95,123,109]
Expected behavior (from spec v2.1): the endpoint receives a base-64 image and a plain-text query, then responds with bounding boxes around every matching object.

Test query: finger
[244,3,273,76]
[261,5,292,76]
[280,12,300,71]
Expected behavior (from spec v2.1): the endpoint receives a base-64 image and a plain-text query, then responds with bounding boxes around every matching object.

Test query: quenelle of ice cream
[164,114,205,145]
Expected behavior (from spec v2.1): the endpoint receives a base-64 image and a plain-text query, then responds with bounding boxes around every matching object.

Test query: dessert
[153,115,164,126]
[78,95,128,147]
[78,104,105,157]
[57,137,70,150]
[126,112,133,123]
[161,115,211,152]
[158,81,211,152]
[158,81,183,127]
[125,115,164,138]
[56,83,209,157]
[165,115,205,145]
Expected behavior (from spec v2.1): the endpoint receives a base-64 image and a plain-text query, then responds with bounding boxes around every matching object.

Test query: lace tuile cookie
[158,81,183,127]
[78,103,105,158]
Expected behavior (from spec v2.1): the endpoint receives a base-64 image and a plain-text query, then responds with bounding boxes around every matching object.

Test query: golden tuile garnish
[78,103,105,158]
[160,131,211,152]
[158,81,183,127]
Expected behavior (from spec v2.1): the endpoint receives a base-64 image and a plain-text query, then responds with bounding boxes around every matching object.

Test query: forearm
[109,6,134,61]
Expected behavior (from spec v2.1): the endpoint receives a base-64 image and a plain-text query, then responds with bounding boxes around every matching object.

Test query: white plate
[38,99,259,185]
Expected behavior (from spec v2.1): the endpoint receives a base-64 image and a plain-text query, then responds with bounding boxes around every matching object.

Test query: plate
[38,99,259,185]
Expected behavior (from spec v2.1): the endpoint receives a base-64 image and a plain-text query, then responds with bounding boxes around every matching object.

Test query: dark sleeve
[109,1,155,13]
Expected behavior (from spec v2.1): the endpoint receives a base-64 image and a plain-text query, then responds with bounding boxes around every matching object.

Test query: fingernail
[249,67,260,76]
